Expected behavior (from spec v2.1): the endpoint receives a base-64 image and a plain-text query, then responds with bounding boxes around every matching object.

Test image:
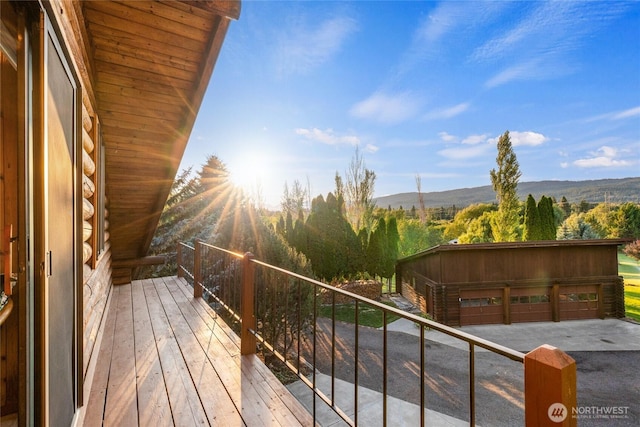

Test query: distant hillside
[374,177,640,209]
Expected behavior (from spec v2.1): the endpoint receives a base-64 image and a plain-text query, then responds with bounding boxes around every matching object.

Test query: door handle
[47,251,52,277]
[4,224,17,296]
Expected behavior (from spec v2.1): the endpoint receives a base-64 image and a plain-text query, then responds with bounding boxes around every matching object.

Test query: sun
[228,153,269,198]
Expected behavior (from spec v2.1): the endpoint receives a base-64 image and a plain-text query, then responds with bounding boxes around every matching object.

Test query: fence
[177,241,577,426]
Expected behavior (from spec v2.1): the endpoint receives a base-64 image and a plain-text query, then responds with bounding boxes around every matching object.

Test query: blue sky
[181,0,640,208]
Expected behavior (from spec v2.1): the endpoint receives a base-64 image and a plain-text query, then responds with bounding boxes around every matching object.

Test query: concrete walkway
[286,372,468,427]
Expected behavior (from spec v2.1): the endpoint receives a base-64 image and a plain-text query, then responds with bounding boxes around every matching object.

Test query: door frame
[32,6,83,425]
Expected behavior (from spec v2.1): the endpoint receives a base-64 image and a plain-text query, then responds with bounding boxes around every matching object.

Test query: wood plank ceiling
[82,1,240,262]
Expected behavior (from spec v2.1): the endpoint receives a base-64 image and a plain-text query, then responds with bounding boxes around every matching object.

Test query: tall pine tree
[489,131,522,242]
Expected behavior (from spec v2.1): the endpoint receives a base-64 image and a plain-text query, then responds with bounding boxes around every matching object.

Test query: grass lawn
[619,251,640,321]
[317,300,401,328]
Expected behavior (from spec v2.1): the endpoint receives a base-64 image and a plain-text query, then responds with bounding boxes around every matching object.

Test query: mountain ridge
[374,177,640,209]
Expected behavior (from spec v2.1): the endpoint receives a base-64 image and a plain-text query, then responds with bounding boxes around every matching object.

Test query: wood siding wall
[398,242,626,326]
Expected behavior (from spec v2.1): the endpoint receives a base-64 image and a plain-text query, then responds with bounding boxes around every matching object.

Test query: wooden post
[395,263,402,295]
[597,283,604,319]
[193,241,203,298]
[176,243,183,278]
[525,344,577,426]
[503,286,511,325]
[240,252,256,355]
[552,284,560,322]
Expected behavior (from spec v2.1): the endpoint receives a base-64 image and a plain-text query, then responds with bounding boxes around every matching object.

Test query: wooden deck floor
[83,276,313,426]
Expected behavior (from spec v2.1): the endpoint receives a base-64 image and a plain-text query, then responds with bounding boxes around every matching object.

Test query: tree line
[143,131,640,282]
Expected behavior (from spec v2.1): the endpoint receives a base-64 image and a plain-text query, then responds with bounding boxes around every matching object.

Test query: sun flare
[229,153,269,198]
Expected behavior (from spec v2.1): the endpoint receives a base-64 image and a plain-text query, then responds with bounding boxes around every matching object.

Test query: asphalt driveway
[290,317,640,426]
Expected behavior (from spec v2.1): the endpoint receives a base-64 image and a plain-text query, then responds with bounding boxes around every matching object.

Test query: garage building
[396,239,627,326]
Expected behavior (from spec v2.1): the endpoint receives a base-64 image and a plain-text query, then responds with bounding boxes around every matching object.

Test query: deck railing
[177,241,577,427]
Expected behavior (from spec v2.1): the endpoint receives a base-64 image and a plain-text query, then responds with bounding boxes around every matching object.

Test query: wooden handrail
[176,241,578,426]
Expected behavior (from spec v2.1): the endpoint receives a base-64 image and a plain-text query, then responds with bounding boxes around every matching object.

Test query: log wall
[80,84,112,380]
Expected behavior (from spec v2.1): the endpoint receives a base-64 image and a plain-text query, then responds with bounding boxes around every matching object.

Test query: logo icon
[548,403,568,423]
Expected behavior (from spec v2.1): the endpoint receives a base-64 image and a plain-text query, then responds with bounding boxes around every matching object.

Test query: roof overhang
[82,0,239,261]
[398,239,633,264]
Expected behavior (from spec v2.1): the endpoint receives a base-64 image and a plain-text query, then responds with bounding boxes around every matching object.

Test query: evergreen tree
[558,214,600,240]
[150,167,198,255]
[198,155,231,207]
[489,131,522,242]
[611,203,640,239]
[357,228,369,273]
[305,195,329,279]
[285,211,294,243]
[559,196,571,219]
[366,218,386,279]
[276,215,285,237]
[143,156,233,278]
[292,214,307,254]
[382,216,400,280]
[523,194,540,241]
[303,193,361,281]
[334,172,345,205]
[538,196,556,240]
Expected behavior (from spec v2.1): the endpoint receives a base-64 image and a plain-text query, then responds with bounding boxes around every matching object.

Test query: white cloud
[584,106,640,122]
[613,106,640,120]
[275,16,358,75]
[350,91,422,124]
[294,128,361,146]
[510,131,548,147]
[363,144,379,153]
[437,132,499,159]
[462,134,489,145]
[424,102,470,120]
[476,2,628,87]
[484,59,544,88]
[438,131,457,142]
[415,1,506,45]
[438,143,491,160]
[573,146,634,168]
[474,2,625,62]
[487,131,548,147]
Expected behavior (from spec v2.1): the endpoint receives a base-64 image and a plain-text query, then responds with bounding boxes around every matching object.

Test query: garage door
[460,289,503,325]
[559,285,600,320]
[510,287,552,323]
